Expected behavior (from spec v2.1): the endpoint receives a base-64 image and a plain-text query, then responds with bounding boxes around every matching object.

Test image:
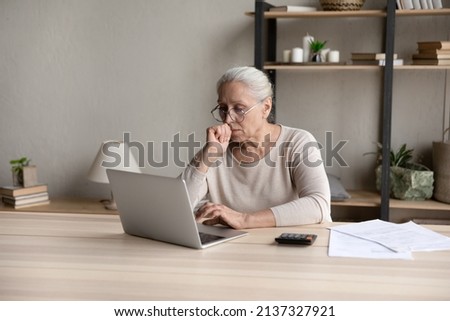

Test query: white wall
[1,0,449,199]
[0,0,255,198]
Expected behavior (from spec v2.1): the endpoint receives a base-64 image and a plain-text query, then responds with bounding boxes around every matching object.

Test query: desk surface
[1,211,449,300]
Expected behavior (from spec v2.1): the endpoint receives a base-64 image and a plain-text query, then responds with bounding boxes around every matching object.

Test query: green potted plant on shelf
[10,157,38,187]
[371,143,434,200]
[309,39,327,62]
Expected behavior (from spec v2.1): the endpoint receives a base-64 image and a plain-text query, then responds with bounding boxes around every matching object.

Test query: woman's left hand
[195,202,248,230]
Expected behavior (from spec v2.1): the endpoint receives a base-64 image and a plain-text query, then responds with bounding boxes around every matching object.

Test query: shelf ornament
[309,39,327,62]
[10,157,38,187]
[319,0,365,11]
[372,143,434,201]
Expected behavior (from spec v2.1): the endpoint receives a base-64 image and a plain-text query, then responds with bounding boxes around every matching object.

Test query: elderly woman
[182,66,331,229]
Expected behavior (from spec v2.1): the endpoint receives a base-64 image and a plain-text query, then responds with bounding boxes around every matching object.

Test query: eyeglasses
[210,100,262,123]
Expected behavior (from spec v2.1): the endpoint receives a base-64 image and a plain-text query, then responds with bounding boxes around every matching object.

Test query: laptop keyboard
[199,232,225,244]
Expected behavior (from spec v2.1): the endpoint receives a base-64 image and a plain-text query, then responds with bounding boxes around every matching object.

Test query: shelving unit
[251,0,450,221]
[332,190,450,211]
[250,5,450,71]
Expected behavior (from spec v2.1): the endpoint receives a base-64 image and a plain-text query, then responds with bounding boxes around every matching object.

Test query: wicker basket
[320,0,365,11]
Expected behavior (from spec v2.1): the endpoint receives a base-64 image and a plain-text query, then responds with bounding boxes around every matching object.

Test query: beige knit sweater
[181,125,331,226]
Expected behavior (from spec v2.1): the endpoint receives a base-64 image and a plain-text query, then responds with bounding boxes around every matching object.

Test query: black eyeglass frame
[210,100,263,123]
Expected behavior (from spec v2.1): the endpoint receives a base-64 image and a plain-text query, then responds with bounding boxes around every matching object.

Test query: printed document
[328,219,450,259]
[328,230,413,259]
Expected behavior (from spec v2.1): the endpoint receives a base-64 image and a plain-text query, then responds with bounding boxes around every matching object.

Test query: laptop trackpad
[198,232,225,244]
[197,223,246,245]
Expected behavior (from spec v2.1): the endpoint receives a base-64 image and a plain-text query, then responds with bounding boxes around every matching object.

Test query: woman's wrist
[203,143,223,164]
[191,144,223,173]
[242,210,276,229]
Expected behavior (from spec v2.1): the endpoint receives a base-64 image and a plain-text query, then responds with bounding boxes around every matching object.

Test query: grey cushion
[327,173,351,201]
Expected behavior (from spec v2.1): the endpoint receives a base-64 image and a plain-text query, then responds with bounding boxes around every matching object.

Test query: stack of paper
[328,219,450,260]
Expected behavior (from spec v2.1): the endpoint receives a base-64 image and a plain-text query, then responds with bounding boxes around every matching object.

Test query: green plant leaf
[369,142,417,168]
[9,157,30,169]
[309,39,327,53]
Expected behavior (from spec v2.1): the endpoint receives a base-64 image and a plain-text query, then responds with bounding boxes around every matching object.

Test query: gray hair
[216,66,273,101]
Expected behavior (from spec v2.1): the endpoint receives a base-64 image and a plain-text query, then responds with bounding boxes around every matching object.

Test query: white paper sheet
[328,230,413,260]
[329,219,450,253]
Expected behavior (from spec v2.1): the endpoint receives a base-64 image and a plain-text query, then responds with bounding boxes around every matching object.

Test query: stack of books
[350,53,403,66]
[396,0,443,10]
[412,41,450,66]
[0,184,49,209]
[269,5,317,12]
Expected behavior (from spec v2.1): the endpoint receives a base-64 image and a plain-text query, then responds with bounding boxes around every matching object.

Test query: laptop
[106,169,247,249]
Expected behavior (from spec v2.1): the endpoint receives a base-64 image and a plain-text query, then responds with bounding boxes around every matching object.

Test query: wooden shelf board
[246,9,450,19]
[332,190,450,211]
[245,9,386,18]
[395,65,450,70]
[396,8,450,16]
[264,63,379,71]
[264,9,386,19]
[264,63,450,71]
[0,198,118,215]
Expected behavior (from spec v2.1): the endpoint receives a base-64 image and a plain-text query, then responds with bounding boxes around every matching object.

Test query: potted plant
[309,39,327,62]
[372,143,434,200]
[10,157,38,187]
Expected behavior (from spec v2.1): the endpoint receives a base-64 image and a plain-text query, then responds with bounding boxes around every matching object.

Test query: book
[413,52,450,59]
[396,0,439,10]
[2,199,50,209]
[351,53,398,60]
[2,194,50,208]
[432,0,443,9]
[412,0,422,9]
[402,0,414,9]
[417,41,450,50]
[419,0,429,9]
[2,192,49,201]
[351,59,404,66]
[412,59,450,65]
[0,184,48,197]
[417,48,450,54]
[269,5,317,12]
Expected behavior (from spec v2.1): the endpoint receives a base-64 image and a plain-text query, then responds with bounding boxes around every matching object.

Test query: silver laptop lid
[106,169,247,249]
[107,169,203,248]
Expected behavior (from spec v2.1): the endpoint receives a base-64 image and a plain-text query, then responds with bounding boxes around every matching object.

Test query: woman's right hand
[192,123,231,173]
[205,123,231,158]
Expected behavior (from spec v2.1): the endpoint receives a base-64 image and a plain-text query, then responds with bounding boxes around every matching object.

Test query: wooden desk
[1,211,449,300]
